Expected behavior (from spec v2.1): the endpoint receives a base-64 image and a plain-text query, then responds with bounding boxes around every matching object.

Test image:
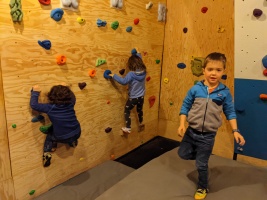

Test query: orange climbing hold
[260,94,267,100]
[149,96,156,108]
[56,55,66,65]
[88,69,96,77]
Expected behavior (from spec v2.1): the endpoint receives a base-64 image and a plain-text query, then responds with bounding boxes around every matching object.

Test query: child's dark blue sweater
[30,91,81,140]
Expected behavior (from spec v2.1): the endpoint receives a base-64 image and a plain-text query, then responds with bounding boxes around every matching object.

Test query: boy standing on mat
[177,52,245,199]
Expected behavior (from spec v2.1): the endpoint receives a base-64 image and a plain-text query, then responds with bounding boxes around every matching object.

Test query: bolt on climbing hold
[156,59,160,64]
[105,127,112,133]
[88,69,96,78]
[78,82,87,90]
[29,190,35,195]
[163,78,169,84]
[12,124,16,128]
[77,17,85,24]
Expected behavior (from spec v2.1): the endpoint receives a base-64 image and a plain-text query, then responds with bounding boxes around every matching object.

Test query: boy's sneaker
[194,188,208,200]
[138,124,145,132]
[121,127,131,133]
[43,152,52,167]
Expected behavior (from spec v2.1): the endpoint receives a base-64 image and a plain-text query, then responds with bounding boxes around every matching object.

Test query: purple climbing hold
[119,69,125,75]
[105,127,112,133]
[253,9,263,18]
[177,63,186,69]
[183,27,188,33]
[221,75,227,80]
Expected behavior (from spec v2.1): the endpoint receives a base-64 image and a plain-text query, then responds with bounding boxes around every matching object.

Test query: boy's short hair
[203,52,226,69]
[48,85,72,104]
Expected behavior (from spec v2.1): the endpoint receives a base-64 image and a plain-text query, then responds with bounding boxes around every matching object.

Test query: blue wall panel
[234,79,267,160]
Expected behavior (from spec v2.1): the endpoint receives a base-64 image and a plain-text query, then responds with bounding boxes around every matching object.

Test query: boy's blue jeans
[178,127,216,190]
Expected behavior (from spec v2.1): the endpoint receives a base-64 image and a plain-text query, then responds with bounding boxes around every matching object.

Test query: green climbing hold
[39,124,53,134]
[111,21,119,30]
[191,57,204,77]
[96,58,106,67]
[170,102,173,106]
[29,190,35,195]
[156,59,160,64]
[12,124,16,128]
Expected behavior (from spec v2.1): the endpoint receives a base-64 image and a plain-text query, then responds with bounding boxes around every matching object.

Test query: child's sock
[43,152,52,167]
[121,127,131,133]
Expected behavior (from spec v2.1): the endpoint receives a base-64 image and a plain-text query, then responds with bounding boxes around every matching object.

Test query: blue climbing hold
[177,63,186,69]
[131,48,137,55]
[262,55,267,68]
[31,115,45,123]
[126,26,132,32]
[104,70,112,79]
[50,8,64,22]
[38,40,51,50]
[97,19,107,27]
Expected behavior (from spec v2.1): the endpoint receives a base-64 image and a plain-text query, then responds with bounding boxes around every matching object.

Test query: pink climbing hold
[201,7,208,13]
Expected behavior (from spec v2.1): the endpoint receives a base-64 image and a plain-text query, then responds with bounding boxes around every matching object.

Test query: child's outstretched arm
[228,119,245,146]
[30,85,50,113]
[113,72,132,85]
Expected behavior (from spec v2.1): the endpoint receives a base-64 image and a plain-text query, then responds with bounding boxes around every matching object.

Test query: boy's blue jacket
[30,91,81,140]
[180,81,236,132]
[113,71,146,98]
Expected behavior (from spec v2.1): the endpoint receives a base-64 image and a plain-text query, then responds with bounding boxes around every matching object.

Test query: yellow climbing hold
[164,78,169,84]
[79,157,84,161]
[77,17,85,24]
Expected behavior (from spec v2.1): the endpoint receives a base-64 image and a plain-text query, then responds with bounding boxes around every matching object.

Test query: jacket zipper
[201,86,209,133]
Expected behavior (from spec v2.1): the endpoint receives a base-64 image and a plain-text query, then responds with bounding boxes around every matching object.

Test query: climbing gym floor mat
[34,160,135,200]
[96,148,267,200]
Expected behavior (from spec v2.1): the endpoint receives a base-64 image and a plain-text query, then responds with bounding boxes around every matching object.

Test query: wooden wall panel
[0,0,165,199]
[159,0,267,167]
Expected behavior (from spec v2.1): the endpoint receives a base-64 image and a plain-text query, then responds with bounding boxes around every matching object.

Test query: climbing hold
[194,80,198,85]
[110,0,123,9]
[131,48,137,55]
[50,8,64,22]
[29,190,35,195]
[88,69,96,78]
[40,124,53,134]
[221,75,227,80]
[104,70,112,79]
[56,55,66,65]
[134,18,139,25]
[191,57,204,77]
[12,124,16,128]
[146,76,151,81]
[177,63,186,69]
[78,82,87,90]
[260,94,267,100]
[126,26,132,32]
[163,78,169,84]
[183,27,188,33]
[119,69,125,75]
[107,100,110,104]
[61,0,79,9]
[253,9,263,18]
[39,0,51,5]
[143,51,148,56]
[38,40,51,50]
[156,59,160,64]
[79,157,84,161]
[158,3,166,22]
[263,69,267,76]
[31,115,45,123]
[111,21,119,30]
[146,1,153,10]
[96,19,107,27]
[9,0,23,22]
[110,154,115,160]
[217,26,225,33]
[148,96,156,108]
[170,102,173,106]
[201,7,208,13]
[77,17,85,24]
[96,58,106,67]
[262,55,267,68]
[105,127,112,133]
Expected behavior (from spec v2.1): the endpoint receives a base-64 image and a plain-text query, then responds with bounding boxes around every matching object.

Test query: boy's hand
[177,125,186,137]
[32,85,41,92]
[234,132,245,146]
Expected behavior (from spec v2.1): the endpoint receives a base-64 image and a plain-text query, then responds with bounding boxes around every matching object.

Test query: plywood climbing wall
[159,0,235,157]
[0,0,166,199]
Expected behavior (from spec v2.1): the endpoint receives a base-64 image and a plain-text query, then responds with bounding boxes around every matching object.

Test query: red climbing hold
[146,76,151,81]
[149,96,156,108]
[134,18,139,25]
[263,69,267,76]
[201,7,208,13]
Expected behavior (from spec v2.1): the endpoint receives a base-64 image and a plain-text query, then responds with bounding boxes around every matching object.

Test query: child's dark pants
[124,96,144,128]
[178,127,216,190]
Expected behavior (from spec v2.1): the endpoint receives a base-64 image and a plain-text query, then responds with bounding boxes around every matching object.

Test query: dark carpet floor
[115,136,180,169]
